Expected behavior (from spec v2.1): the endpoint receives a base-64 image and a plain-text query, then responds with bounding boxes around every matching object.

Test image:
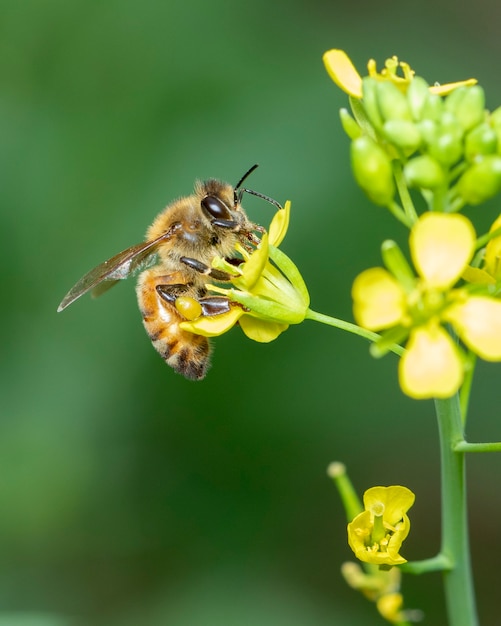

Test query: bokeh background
[1,1,501,624]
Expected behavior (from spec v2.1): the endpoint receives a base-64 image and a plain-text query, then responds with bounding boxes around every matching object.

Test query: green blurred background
[1,0,501,624]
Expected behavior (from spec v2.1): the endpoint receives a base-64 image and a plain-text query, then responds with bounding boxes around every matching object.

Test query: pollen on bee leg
[175,296,203,321]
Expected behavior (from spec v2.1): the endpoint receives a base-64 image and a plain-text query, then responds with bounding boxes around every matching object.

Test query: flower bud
[376,81,412,121]
[457,155,501,204]
[404,155,446,189]
[382,119,421,155]
[427,131,463,167]
[420,93,443,121]
[446,85,485,131]
[339,108,362,140]
[351,136,395,205]
[361,77,384,131]
[464,122,498,161]
[406,76,431,121]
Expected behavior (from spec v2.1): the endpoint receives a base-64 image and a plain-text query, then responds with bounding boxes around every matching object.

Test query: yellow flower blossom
[353,213,501,399]
[180,201,309,342]
[347,486,415,566]
[323,48,477,99]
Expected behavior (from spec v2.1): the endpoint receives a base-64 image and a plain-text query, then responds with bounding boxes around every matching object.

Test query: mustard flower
[352,212,501,399]
[347,486,415,566]
[323,49,477,99]
[179,201,310,342]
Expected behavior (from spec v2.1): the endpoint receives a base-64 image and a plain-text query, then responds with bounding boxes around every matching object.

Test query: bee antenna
[233,164,283,210]
[239,188,283,210]
[234,164,259,192]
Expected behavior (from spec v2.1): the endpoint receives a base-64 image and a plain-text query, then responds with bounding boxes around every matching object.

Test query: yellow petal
[236,233,269,290]
[377,593,405,624]
[445,296,501,360]
[239,315,288,342]
[399,324,463,399]
[410,213,476,288]
[429,78,477,96]
[180,307,243,337]
[352,268,406,330]
[323,49,363,98]
[268,201,290,247]
[363,486,415,527]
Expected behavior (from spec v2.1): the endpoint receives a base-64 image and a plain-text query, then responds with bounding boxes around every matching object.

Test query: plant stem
[393,161,418,224]
[305,309,405,356]
[435,396,478,626]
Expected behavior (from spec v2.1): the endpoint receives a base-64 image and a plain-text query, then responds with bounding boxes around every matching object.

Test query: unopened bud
[351,136,395,205]
[376,81,412,121]
[406,76,431,121]
[404,155,446,189]
[382,119,421,155]
[464,122,498,161]
[446,85,485,131]
[457,155,501,204]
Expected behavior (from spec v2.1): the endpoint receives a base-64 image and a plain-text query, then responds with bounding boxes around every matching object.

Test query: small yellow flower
[347,486,415,566]
[353,212,501,399]
[323,48,477,98]
[180,201,309,342]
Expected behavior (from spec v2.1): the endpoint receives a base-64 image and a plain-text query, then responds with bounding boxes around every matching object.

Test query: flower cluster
[353,212,501,398]
[323,49,501,215]
[324,50,501,399]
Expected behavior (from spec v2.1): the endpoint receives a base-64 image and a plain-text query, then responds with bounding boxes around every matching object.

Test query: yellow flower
[180,201,310,343]
[353,212,501,399]
[347,486,415,566]
[323,48,477,99]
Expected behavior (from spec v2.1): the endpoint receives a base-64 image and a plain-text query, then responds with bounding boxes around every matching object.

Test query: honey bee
[58,165,281,380]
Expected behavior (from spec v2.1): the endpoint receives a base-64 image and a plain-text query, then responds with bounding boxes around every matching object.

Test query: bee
[58,165,281,380]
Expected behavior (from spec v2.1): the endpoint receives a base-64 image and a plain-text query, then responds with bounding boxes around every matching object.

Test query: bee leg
[155,283,192,304]
[180,256,234,281]
[198,296,233,316]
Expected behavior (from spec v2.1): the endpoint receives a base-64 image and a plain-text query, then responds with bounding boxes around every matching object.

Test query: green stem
[435,396,478,626]
[400,553,451,575]
[393,161,418,224]
[305,309,404,356]
[455,441,501,453]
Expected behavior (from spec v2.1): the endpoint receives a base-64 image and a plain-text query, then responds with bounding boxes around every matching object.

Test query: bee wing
[57,229,176,312]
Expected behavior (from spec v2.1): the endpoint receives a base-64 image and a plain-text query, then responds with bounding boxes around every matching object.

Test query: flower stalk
[435,395,478,626]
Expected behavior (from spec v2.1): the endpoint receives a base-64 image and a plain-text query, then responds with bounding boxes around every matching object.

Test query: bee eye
[201,195,231,220]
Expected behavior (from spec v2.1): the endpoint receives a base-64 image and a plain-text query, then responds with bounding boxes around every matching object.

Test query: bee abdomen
[153,332,210,380]
[137,273,211,380]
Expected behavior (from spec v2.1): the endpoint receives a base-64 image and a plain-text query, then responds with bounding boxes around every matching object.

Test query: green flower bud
[457,155,501,204]
[418,119,438,145]
[440,111,464,136]
[406,76,431,121]
[382,119,421,155]
[361,77,384,131]
[376,81,412,121]
[404,155,446,189]
[351,136,395,205]
[339,108,362,140]
[428,132,463,167]
[464,122,498,161]
[446,86,485,131]
[420,93,443,121]
[490,106,501,127]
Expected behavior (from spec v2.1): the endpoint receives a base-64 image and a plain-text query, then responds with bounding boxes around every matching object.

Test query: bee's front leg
[180,256,235,281]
